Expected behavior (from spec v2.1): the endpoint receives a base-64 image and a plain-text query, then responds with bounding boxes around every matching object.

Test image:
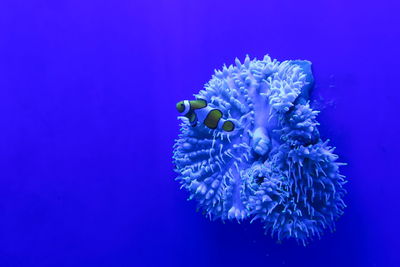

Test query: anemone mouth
[256,176,265,185]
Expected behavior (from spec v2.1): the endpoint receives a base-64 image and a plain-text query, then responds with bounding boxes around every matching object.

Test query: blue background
[0,0,399,266]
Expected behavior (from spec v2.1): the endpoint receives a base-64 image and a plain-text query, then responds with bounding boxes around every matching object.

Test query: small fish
[176,99,235,132]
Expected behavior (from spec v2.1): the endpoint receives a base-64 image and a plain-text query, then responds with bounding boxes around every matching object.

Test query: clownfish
[176,99,235,132]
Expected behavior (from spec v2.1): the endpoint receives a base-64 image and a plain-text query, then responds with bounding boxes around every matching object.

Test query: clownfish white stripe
[183,100,190,115]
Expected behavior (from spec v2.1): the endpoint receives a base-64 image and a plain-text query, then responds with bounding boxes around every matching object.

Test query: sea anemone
[173,55,346,245]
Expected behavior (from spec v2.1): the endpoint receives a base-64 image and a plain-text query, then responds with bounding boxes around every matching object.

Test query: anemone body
[173,55,346,245]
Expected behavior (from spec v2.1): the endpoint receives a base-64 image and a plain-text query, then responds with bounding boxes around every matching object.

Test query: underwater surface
[0,0,399,266]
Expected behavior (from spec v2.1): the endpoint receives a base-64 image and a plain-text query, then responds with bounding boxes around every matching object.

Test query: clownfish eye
[176,101,185,113]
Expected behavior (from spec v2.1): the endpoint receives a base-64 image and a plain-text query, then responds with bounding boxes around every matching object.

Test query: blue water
[0,1,399,266]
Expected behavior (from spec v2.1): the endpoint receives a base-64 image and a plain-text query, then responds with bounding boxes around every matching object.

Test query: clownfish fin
[222,120,235,132]
[186,111,197,125]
